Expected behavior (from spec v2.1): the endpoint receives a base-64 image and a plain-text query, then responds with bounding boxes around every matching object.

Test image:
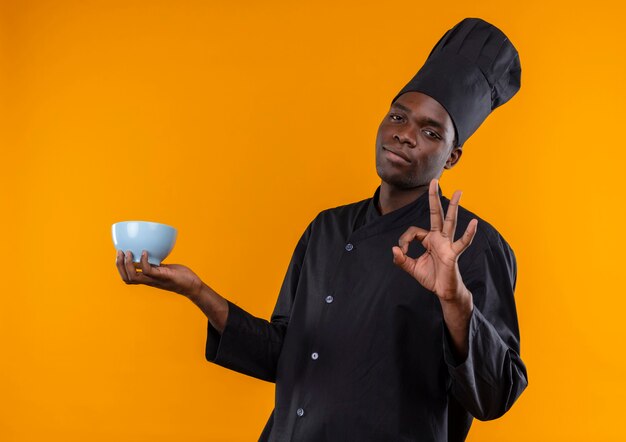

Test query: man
[116,17,528,441]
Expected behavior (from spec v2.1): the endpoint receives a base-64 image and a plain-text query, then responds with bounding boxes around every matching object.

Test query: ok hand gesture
[392,179,477,303]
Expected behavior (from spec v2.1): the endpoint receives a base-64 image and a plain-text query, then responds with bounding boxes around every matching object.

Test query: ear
[444,146,463,169]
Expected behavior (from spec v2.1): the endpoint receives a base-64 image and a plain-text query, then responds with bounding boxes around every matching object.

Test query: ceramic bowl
[112,221,177,266]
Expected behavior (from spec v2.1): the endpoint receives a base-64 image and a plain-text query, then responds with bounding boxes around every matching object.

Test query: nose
[393,128,416,147]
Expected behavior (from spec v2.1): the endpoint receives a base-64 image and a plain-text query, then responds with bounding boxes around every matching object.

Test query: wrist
[440,286,472,307]
[439,288,473,325]
[185,279,206,302]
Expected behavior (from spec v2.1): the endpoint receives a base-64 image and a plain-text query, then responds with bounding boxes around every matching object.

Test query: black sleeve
[204,220,313,383]
[441,231,528,421]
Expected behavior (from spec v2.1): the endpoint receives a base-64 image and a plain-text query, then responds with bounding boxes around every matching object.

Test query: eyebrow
[391,102,447,132]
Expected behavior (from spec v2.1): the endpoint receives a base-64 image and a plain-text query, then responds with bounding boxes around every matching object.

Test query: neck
[377,181,430,216]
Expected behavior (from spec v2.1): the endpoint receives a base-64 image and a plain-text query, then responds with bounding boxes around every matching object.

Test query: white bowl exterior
[112,221,177,265]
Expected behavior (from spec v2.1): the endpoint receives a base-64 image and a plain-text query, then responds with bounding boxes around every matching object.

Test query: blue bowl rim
[112,220,177,233]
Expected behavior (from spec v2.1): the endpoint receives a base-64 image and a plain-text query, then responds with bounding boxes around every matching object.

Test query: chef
[116,17,528,441]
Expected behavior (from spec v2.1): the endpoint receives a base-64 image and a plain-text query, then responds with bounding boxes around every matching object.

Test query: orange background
[1,0,625,440]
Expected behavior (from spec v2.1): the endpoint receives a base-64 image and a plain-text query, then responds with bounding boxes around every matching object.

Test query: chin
[375,164,418,189]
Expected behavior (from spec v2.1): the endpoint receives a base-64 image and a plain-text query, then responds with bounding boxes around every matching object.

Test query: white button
[296,408,304,417]
[345,243,354,251]
[311,352,319,360]
[325,295,334,304]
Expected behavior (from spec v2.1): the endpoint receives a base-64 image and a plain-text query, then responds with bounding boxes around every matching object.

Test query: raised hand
[391,178,477,303]
[115,250,204,299]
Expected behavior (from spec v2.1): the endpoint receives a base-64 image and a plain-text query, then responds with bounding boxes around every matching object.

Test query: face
[375,91,462,189]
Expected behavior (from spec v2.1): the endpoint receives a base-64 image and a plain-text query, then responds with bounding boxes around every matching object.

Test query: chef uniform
[205,17,528,442]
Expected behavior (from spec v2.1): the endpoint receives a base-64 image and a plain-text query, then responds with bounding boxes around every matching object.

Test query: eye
[423,129,441,140]
[389,114,403,122]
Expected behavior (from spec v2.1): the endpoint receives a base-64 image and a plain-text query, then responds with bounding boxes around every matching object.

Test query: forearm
[440,287,474,363]
[443,305,528,420]
[441,238,527,420]
[204,296,288,383]
[187,282,229,334]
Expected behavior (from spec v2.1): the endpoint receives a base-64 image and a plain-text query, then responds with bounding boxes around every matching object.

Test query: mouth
[382,146,411,164]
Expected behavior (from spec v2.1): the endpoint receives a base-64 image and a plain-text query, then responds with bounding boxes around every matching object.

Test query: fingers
[442,190,461,239]
[138,250,167,280]
[429,179,444,232]
[452,218,478,256]
[397,226,429,254]
[123,250,138,281]
[140,250,155,276]
[119,250,153,285]
[116,250,129,281]
[392,246,417,274]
